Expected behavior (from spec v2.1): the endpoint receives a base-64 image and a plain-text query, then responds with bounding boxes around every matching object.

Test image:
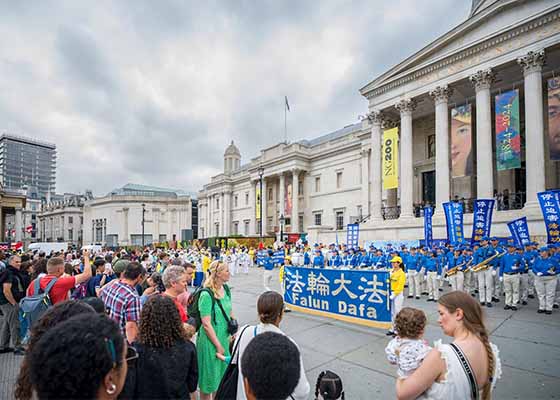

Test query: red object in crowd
[258,242,264,250]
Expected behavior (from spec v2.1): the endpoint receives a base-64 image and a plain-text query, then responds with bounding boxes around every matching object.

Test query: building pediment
[360,0,560,98]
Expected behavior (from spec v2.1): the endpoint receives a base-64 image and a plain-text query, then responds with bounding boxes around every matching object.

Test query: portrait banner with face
[547,77,560,161]
[495,89,521,170]
[284,179,292,216]
[382,128,399,190]
[450,104,473,177]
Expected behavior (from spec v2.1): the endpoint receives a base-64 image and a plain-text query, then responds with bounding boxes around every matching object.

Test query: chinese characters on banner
[283,266,392,329]
[470,199,495,244]
[495,90,521,170]
[547,77,560,161]
[537,191,560,244]
[443,202,465,245]
[382,128,399,190]
[507,217,531,246]
[451,104,473,177]
[424,206,433,248]
[346,224,360,248]
[273,250,285,265]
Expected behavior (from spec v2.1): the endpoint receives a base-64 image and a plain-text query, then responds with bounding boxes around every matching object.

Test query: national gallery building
[198,0,560,244]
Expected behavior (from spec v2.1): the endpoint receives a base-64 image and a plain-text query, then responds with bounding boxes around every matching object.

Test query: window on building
[336,211,344,230]
[234,195,238,207]
[68,229,73,240]
[233,221,239,235]
[298,180,303,196]
[256,220,261,235]
[216,198,220,209]
[314,213,322,226]
[268,188,273,201]
[298,215,304,232]
[68,216,73,224]
[357,205,363,218]
[244,220,249,236]
[336,172,343,189]
[80,216,83,225]
[245,192,249,205]
[159,234,167,242]
[215,223,220,236]
[267,217,273,233]
[315,177,321,193]
[428,134,436,159]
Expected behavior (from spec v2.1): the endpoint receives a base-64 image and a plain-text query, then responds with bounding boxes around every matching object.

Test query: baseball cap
[389,256,402,264]
[113,259,130,275]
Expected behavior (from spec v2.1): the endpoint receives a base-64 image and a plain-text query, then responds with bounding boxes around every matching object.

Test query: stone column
[368,111,384,221]
[518,50,546,209]
[207,195,212,237]
[396,99,416,218]
[220,192,225,236]
[291,169,299,232]
[470,69,496,199]
[430,85,453,214]
[279,173,285,219]
[250,180,257,235]
[15,207,22,242]
[123,208,129,245]
[224,191,231,236]
[360,149,369,219]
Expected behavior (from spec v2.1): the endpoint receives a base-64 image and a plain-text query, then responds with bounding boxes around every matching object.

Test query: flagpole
[284,101,287,143]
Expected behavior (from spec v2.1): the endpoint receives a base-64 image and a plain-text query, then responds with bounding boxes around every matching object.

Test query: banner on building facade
[255,187,261,220]
[382,127,399,190]
[346,223,360,248]
[283,266,391,329]
[451,104,473,177]
[547,77,560,161]
[507,217,531,246]
[471,199,495,244]
[495,89,521,170]
[443,202,465,245]
[537,191,560,244]
[424,206,433,248]
[284,179,293,217]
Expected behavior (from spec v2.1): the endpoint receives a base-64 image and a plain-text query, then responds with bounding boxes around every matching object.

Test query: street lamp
[258,167,264,242]
[141,203,146,248]
[279,213,285,243]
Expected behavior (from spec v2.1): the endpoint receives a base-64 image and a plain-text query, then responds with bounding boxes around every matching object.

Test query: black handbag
[216,297,239,335]
[215,325,251,400]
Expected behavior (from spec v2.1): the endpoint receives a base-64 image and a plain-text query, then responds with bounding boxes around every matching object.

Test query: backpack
[19,277,58,342]
[187,284,231,331]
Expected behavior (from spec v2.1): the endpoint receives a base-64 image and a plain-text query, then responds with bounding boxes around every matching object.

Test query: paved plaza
[1,266,560,399]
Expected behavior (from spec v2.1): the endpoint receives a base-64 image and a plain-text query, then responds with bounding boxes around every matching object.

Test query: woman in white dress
[396,291,501,400]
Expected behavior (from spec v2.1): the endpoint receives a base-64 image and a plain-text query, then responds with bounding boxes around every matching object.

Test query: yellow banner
[255,187,261,219]
[382,128,399,190]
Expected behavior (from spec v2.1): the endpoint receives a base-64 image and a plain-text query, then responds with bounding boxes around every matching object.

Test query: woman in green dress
[197,260,233,399]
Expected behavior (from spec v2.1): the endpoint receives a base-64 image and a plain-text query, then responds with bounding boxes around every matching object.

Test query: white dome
[224,141,240,157]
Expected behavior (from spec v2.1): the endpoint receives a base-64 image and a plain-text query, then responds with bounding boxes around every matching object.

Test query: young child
[314,370,344,400]
[385,307,431,378]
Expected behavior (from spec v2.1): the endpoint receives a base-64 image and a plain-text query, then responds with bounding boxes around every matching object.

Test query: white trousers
[519,273,529,302]
[242,262,249,274]
[503,273,520,306]
[535,275,558,311]
[407,271,422,298]
[263,269,274,291]
[477,268,494,303]
[464,270,473,293]
[391,293,404,331]
[450,271,465,292]
[229,262,235,277]
[427,272,439,300]
[528,271,535,295]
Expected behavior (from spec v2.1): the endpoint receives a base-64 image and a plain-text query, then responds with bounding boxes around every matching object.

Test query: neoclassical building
[199,0,560,244]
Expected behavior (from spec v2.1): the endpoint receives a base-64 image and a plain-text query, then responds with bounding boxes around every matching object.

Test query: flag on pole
[285,96,290,111]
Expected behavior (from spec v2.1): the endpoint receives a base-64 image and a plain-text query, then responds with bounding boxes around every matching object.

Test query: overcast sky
[0,0,471,196]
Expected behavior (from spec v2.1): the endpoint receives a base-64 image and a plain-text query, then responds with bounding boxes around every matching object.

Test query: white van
[28,242,68,254]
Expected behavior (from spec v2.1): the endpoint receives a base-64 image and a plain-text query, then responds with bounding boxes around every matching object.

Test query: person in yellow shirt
[248,247,256,267]
[202,250,212,278]
[387,255,406,336]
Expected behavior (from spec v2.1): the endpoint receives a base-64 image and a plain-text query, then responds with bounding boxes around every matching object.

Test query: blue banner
[283,266,391,329]
[365,240,420,250]
[471,199,495,244]
[273,250,285,265]
[443,202,465,245]
[346,223,360,248]
[537,191,560,244]
[256,250,267,266]
[424,206,433,248]
[419,239,448,248]
[507,217,531,246]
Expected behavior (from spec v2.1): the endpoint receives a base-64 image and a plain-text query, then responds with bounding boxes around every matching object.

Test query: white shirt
[386,337,431,377]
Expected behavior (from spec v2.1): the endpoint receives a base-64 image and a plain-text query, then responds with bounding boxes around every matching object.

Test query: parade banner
[507,217,531,246]
[451,104,473,177]
[364,239,420,250]
[256,250,267,266]
[283,266,392,329]
[443,202,465,245]
[273,250,285,265]
[537,191,560,244]
[346,223,359,248]
[547,77,560,161]
[382,128,399,190]
[284,179,293,217]
[255,187,261,219]
[495,90,521,170]
[423,206,433,248]
[471,199,495,244]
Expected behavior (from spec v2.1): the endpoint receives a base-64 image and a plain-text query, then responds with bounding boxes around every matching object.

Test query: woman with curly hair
[14,300,96,400]
[28,313,129,400]
[120,295,198,400]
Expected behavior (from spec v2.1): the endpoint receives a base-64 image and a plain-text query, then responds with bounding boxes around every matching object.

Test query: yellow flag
[382,127,399,190]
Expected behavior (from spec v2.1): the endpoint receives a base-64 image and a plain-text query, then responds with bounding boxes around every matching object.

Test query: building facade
[199,0,560,244]
[38,192,92,247]
[82,184,196,247]
[0,134,56,199]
